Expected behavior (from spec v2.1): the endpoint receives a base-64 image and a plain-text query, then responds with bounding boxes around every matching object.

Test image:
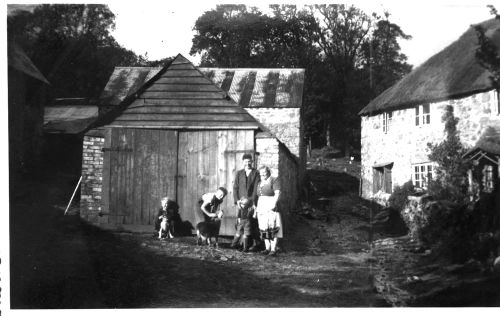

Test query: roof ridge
[114,66,163,69]
[200,67,305,72]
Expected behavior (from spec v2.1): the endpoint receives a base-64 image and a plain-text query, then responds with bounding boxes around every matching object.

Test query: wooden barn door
[105,128,178,229]
[177,130,254,236]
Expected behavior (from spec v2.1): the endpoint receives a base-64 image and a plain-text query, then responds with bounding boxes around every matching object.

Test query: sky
[103,0,496,68]
[3,0,496,67]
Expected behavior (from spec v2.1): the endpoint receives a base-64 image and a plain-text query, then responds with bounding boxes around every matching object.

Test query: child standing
[230,197,254,252]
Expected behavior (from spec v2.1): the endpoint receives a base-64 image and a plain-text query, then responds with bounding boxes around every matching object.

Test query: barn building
[358,18,500,202]
[79,54,305,236]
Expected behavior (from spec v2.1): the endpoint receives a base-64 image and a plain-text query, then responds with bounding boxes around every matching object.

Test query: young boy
[230,197,254,252]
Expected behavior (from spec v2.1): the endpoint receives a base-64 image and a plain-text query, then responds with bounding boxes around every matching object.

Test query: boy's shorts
[235,219,252,236]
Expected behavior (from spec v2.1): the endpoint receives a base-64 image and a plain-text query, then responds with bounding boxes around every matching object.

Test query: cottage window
[383,111,393,133]
[412,163,434,188]
[495,89,500,116]
[415,104,430,126]
[482,165,494,193]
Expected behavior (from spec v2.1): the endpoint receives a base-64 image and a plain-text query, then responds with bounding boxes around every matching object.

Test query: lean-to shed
[80,54,303,236]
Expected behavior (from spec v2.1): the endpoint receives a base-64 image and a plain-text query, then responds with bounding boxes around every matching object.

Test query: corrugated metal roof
[105,54,261,130]
[8,42,49,84]
[100,66,305,109]
[44,106,98,134]
[359,18,500,116]
[99,67,162,105]
[199,68,305,108]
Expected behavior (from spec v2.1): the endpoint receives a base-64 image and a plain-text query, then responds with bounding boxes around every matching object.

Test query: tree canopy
[190,4,412,153]
[8,4,169,101]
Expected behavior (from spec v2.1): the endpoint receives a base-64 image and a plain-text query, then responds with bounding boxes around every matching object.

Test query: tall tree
[7,4,154,100]
[309,5,412,153]
[361,12,412,99]
[190,4,412,152]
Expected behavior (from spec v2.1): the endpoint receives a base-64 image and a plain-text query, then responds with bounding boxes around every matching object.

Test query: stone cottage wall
[246,107,302,158]
[361,89,500,199]
[255,134,280,176]
[246,107,306,184]
[80,134,104,224]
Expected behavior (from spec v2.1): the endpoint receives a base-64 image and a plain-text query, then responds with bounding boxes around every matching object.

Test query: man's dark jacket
[233,169,260,204]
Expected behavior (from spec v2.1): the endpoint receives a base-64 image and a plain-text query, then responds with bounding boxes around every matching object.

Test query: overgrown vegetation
[388,181,415,212]
[426,105,470,204]
[419,197,500,263]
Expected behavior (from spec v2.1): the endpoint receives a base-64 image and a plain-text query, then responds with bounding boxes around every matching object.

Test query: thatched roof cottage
[358,18,500,200]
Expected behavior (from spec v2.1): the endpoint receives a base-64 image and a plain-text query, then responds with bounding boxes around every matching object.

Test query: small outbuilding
[463,126,500,198]
[42,98,99,174]
[80,54,304,236]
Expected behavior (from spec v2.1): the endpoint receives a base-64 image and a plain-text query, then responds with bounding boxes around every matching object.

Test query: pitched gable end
[105,54,260,130]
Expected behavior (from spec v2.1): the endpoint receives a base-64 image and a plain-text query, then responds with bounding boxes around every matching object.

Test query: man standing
[231,153,261,251]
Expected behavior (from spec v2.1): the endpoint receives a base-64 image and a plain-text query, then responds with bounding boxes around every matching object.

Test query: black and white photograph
[3,0,500,310]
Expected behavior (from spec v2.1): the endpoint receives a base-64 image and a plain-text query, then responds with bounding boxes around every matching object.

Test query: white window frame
[412,162,435,189]
[415,104,430,126]
[493,89,500,116]
[482,164,494,193]
[383,111,393,134]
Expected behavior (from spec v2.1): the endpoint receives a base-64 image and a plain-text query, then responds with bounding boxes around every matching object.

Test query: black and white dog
[158,215,174,239]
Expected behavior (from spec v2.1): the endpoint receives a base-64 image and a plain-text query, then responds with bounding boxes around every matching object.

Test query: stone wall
[80,134,104,224]
[256,132,299,237]
[247,106,306,184]
[255,133,280,177]
[246,108,301,158]
[361,89,500,199]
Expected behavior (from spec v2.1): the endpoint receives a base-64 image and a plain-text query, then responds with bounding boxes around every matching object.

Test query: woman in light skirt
[254,166,281,256]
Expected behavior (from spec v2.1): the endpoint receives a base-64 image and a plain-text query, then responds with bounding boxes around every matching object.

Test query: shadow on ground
[10,171,388,308]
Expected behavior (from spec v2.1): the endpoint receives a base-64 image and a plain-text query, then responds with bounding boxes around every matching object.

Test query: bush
[420,194,500,263]
[427,105,469,204]
[388,181,415,211]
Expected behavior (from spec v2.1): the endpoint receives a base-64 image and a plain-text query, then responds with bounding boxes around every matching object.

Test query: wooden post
[64,176,82,216]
